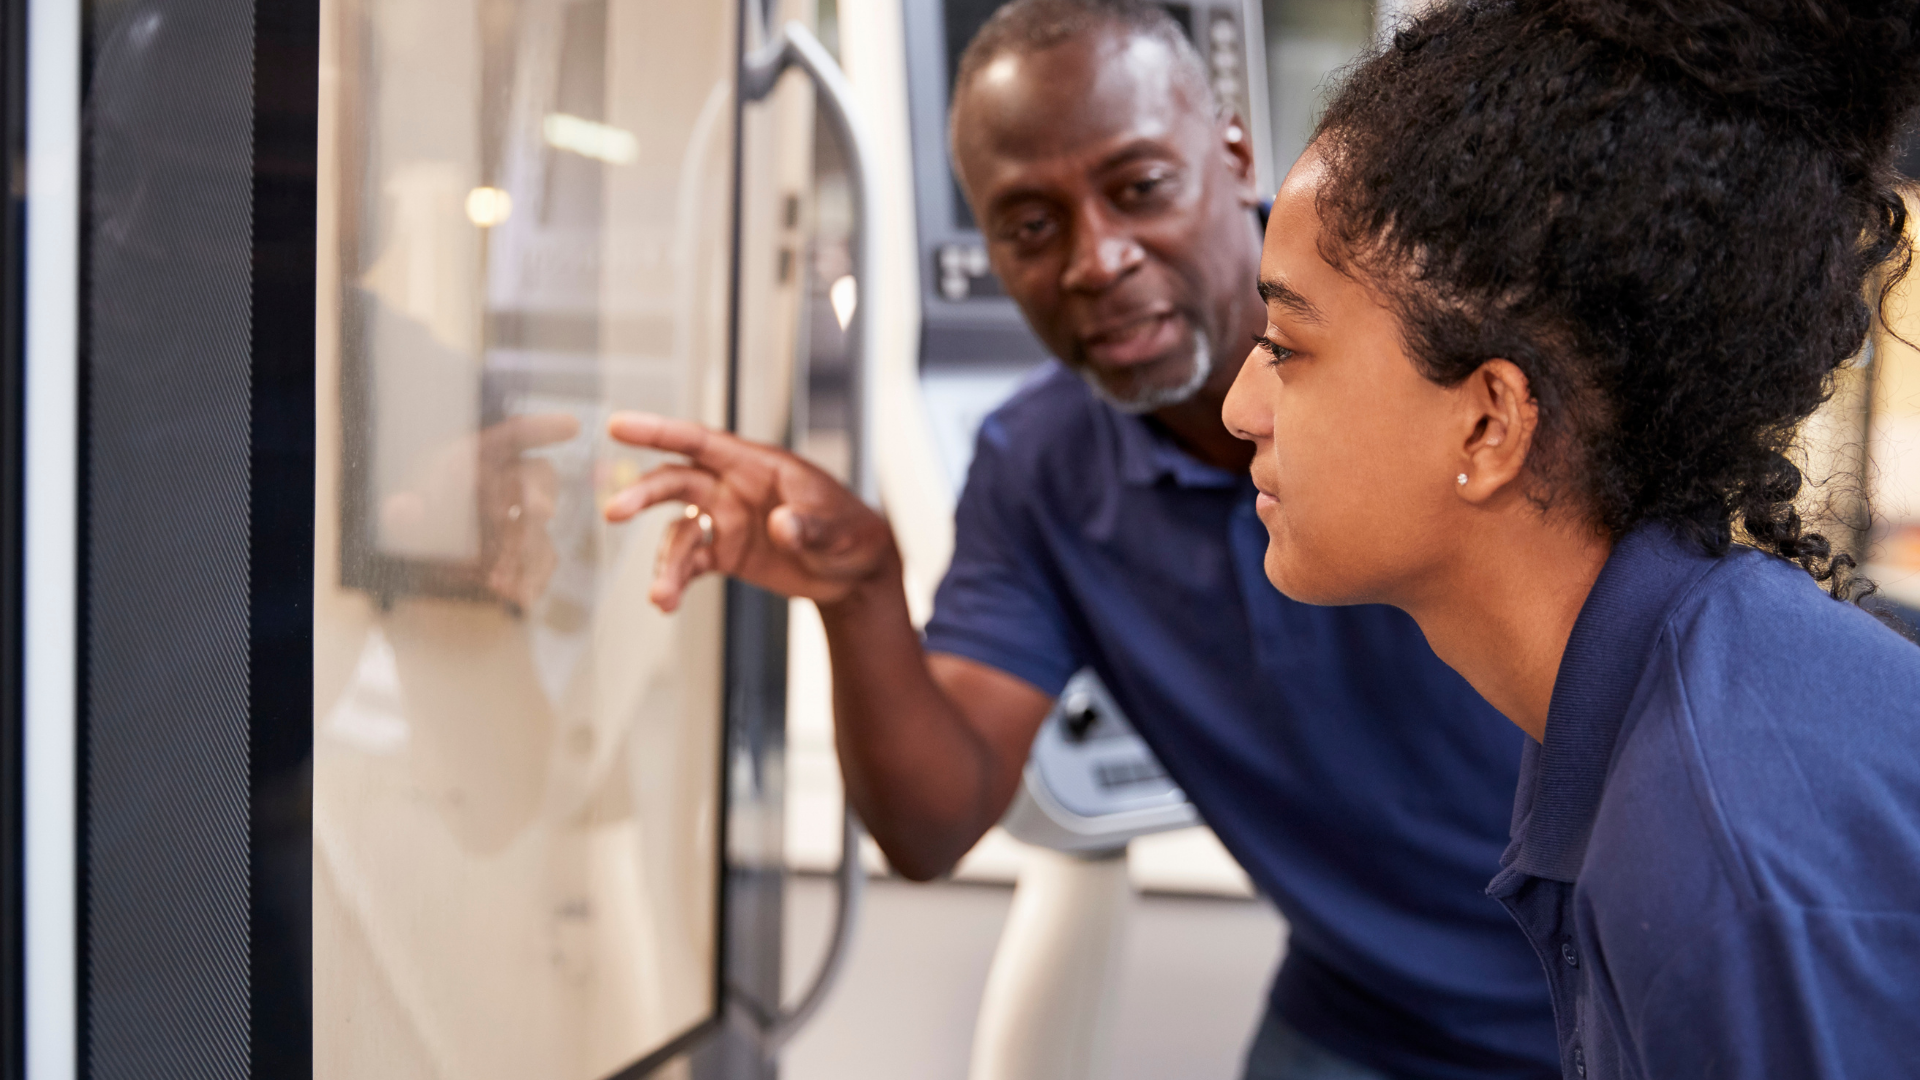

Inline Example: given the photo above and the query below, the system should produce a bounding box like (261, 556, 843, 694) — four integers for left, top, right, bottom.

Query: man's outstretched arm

(603, 412, 1052, 879)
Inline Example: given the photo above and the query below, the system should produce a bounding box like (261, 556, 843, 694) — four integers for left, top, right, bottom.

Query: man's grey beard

(1079, 330, 1213, 415)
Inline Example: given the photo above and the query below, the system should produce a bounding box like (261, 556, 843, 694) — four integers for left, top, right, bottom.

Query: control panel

(1000, 670, 1199, 853)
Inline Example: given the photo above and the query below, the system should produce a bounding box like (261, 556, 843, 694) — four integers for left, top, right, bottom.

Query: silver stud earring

(1456, 473, 1468, 486)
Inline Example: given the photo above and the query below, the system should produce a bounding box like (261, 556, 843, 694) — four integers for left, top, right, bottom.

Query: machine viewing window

(314, 0, 738, 1073)
(64, 0, 804, 1066)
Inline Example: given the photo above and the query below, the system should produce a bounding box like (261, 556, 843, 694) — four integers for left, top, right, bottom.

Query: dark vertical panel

(80, 0, 257, 1075)
(247, 0, 317, 1072)
(695, 0, 782, 1068)
(689, 581, 786, 1080)
(0, 0, 28, 1067)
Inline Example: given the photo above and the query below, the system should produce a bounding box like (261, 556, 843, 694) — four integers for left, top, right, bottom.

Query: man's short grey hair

(950, 0, 1216, 119)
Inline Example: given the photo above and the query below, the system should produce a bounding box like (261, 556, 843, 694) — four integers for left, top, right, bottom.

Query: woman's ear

(1455, 359, 1536, 502)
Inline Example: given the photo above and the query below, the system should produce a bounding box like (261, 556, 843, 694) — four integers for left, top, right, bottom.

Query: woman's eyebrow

(1258, 277, 1326, 325)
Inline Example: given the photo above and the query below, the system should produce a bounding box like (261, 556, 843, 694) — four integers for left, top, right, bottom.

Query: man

(604, 2, 1558, 1076)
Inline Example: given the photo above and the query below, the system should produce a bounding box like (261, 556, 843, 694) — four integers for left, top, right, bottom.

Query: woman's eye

(1252, 334, 1294, 366)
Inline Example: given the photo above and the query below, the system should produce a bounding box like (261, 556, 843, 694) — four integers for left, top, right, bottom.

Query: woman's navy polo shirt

(923, 364, 1559, 1080)
(1491, 525, 1920, 1079)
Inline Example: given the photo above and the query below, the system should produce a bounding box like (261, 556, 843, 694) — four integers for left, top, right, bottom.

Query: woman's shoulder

(1667, 547, 1920, 689)
(1618, 546, 1920, 910)
(1654, 546, 1920, 764)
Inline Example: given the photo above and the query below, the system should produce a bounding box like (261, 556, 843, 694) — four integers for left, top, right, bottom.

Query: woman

(1222, 1, 1920, 1076)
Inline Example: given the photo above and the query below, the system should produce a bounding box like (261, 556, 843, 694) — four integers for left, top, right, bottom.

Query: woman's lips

(1255, 491, 1278, 514)
(1082, 312, 1184, 368)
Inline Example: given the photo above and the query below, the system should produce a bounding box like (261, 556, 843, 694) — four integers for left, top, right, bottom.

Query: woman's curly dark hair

(1313, 0, 1920, 598)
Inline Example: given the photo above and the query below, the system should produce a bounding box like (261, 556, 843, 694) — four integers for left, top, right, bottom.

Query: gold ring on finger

(684, 503, 715, 547)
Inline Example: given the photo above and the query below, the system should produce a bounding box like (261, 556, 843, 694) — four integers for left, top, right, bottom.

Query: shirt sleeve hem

(922, 629, 1075, 700)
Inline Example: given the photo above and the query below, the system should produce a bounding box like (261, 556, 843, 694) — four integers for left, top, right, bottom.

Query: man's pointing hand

(603, 412, 897, 611)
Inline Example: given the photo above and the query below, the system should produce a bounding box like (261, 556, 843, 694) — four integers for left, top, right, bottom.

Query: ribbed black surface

(81, 0, 258, 1075)
(0, 0, 25, 1068)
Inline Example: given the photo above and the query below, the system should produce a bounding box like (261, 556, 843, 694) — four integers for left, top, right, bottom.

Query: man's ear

(1454, 359, 1537, 503)
(1221, 112, 1258, 199)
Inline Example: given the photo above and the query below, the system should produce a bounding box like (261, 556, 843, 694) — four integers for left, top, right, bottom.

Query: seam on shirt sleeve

(1660, 635, 1769, 907)
(1657, 550, 1878, 912)
(1623, 908, 1770, 1076)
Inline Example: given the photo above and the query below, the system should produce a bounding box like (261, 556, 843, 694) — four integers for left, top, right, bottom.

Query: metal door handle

(741, 20, 876, 1053)
(743, 20, 881, 508)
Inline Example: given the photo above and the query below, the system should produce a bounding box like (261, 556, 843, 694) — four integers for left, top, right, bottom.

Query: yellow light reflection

(464, 186, 513, 227)
(542, 113, 640, 164)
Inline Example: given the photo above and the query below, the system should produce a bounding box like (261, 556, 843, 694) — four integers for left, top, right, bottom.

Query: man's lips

(1081, 310, 1185, 368)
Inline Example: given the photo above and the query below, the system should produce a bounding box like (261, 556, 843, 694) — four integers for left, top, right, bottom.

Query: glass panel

(1864, 188, 1920, 598)
(311, 0, 739, 1074)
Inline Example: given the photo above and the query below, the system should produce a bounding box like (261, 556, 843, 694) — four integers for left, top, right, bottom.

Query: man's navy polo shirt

(923, 364, 1558, 1080)
(1490, 525, 1920, 1078)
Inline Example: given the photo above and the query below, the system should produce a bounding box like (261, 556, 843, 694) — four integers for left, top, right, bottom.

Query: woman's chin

(1261, 545, 1353, 607)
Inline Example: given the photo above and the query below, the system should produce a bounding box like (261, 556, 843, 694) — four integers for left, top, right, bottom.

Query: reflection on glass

(312, 0, 739, 1075)
(1865, 189, 1920, 597)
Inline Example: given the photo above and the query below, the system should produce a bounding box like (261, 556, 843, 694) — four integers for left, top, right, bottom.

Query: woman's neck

(1402, 513, 1613, 742)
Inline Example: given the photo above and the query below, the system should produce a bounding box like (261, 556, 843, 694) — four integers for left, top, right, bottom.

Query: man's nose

(1060, 210, 1144, 293)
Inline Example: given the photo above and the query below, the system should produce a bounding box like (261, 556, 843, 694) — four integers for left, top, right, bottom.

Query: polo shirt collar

(1505, 524, 1719, 882)
(1109, 405, 1240, 489)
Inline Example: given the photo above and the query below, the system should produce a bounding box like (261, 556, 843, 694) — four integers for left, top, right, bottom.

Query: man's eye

(1116, 171, 1174, 206)
(1003, 214, 1055, 245)
(1252, 334, 1294, 366)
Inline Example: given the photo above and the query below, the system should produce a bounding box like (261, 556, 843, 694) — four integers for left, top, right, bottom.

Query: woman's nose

(1221, 346, 1273, 443)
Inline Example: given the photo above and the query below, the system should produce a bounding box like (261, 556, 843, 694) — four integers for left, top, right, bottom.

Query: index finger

(607, 412, 754, 471)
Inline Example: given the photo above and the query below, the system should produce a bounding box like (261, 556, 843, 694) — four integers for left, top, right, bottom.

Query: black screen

(78, 0, 317, 1072)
